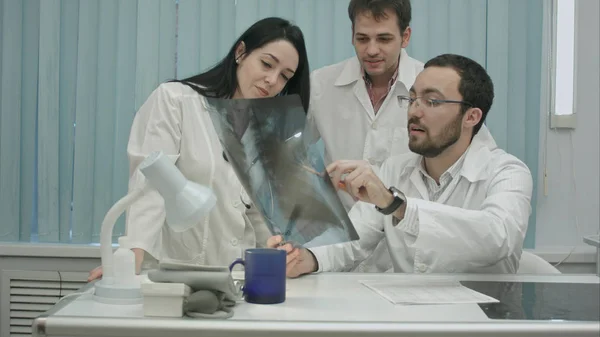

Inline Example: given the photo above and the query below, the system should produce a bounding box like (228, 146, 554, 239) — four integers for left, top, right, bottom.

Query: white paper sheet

(360, 279, 499, 305)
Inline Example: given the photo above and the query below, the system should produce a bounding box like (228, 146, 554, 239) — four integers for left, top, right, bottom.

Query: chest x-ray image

(204, 94, 359, 248)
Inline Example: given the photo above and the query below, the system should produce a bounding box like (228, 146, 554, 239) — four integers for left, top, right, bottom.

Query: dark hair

(177, 17, 310, 113)
(348, 0, 412, 33)
(424, 54, 494, 136)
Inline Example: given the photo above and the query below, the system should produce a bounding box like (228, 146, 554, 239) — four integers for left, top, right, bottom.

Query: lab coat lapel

(408, 167, 429, 200)
(353, 80, 375, 121)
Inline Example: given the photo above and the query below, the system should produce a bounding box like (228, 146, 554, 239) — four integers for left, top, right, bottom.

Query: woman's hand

(266, 235, 318, 278)
(87, 248, 145, 282)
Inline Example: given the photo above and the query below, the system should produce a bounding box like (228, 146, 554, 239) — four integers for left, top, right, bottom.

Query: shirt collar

(416, 151, 467, 184)
(361, 62, 399, 88)
(399, 135, 495, 183)
(335, 48, 415, 87)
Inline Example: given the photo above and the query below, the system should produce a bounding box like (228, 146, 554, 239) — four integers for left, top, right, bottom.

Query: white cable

(552, 130, 581, 268)
(543, 1, 581, 268)
(542, 0, 551, 197)
(55, 287, 95, 306)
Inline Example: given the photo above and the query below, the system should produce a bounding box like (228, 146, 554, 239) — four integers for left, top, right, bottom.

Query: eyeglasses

(399, 96, 473, 109)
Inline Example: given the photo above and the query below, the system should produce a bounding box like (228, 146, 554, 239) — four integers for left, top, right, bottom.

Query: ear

(463, 107, 482, 129)
(401, 27, 412, 48)
(235, 42, 246, 63)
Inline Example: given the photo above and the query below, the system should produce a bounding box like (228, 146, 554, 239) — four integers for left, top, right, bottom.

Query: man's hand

(327, 160, 393, 209)
(266, 235, 318, 278)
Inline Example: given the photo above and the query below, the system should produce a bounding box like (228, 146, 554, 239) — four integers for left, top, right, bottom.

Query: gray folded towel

(184, 290, 236, 319)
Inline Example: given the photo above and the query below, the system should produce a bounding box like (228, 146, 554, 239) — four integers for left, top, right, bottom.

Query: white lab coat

(306, 49, 497, 211)
(126, 82, 271, 267)
(307, 49, 423, 168)
(310, 135, 533, 274)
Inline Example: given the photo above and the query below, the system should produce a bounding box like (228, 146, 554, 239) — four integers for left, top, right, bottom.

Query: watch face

(389, 186, 404, 200)
(375, 186, 404, 215)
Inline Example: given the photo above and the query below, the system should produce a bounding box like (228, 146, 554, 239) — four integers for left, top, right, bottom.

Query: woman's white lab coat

(126, 82, 271, 267)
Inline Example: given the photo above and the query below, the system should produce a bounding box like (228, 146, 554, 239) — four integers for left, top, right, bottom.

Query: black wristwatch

(375, 186, 405, 215)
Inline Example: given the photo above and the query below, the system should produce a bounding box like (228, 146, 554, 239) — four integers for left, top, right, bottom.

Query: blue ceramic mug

(229, 248, 286, 304)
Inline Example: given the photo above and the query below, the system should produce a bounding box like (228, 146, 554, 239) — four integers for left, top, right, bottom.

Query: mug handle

(229, 258, 245, 271)
(229, 258, 246, 299)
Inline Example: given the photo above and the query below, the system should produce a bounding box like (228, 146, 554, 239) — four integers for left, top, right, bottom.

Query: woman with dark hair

(89, 17, 310, 281)
(180, 17, 310, 111)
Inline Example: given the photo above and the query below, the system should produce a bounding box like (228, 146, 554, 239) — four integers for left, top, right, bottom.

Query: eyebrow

(263, 53, 295, 75)
(409, 87, 445, 97)
(355, 32, 394, 38)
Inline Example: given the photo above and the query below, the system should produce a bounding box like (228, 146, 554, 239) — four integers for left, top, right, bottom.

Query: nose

(408, 99, 425, 118)
(265, 71, 278, 86)
(366, 41, 379, 56)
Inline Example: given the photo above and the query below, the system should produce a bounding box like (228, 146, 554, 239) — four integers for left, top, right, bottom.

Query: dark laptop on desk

(460, 281, 600, 321)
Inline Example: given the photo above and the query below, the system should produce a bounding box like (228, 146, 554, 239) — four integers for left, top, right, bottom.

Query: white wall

(536, 0, 600, 256)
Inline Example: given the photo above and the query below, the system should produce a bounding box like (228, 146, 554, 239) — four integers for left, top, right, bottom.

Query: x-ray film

(204, 94, 359, 248)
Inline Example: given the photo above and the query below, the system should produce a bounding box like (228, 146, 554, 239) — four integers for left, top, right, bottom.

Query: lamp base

(93, 277, 143, 305)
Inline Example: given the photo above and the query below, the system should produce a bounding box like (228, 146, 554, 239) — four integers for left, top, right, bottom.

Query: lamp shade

(139, 151, 217, 232)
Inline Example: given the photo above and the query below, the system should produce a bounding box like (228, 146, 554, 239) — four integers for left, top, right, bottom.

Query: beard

(408, 114, 462, 158)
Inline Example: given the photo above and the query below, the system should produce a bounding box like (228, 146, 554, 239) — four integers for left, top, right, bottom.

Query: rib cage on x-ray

(204, 94, 359, 247)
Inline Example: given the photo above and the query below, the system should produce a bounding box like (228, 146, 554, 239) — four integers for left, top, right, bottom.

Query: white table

(33, 273, 600, 337)
(583, 234, 600, 276)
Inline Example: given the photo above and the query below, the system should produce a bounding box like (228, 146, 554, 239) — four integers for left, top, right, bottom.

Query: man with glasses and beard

(305, 0, 498, 273)
(269, 54, 533, 276)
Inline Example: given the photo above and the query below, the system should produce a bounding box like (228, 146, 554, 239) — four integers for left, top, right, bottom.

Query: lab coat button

(230, 238, 238, 246)
(417, 264, 427, 272)
(371, 122, 378, 130)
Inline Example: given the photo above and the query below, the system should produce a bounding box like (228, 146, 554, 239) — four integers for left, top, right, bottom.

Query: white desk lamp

(93, 151, 217, 304)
